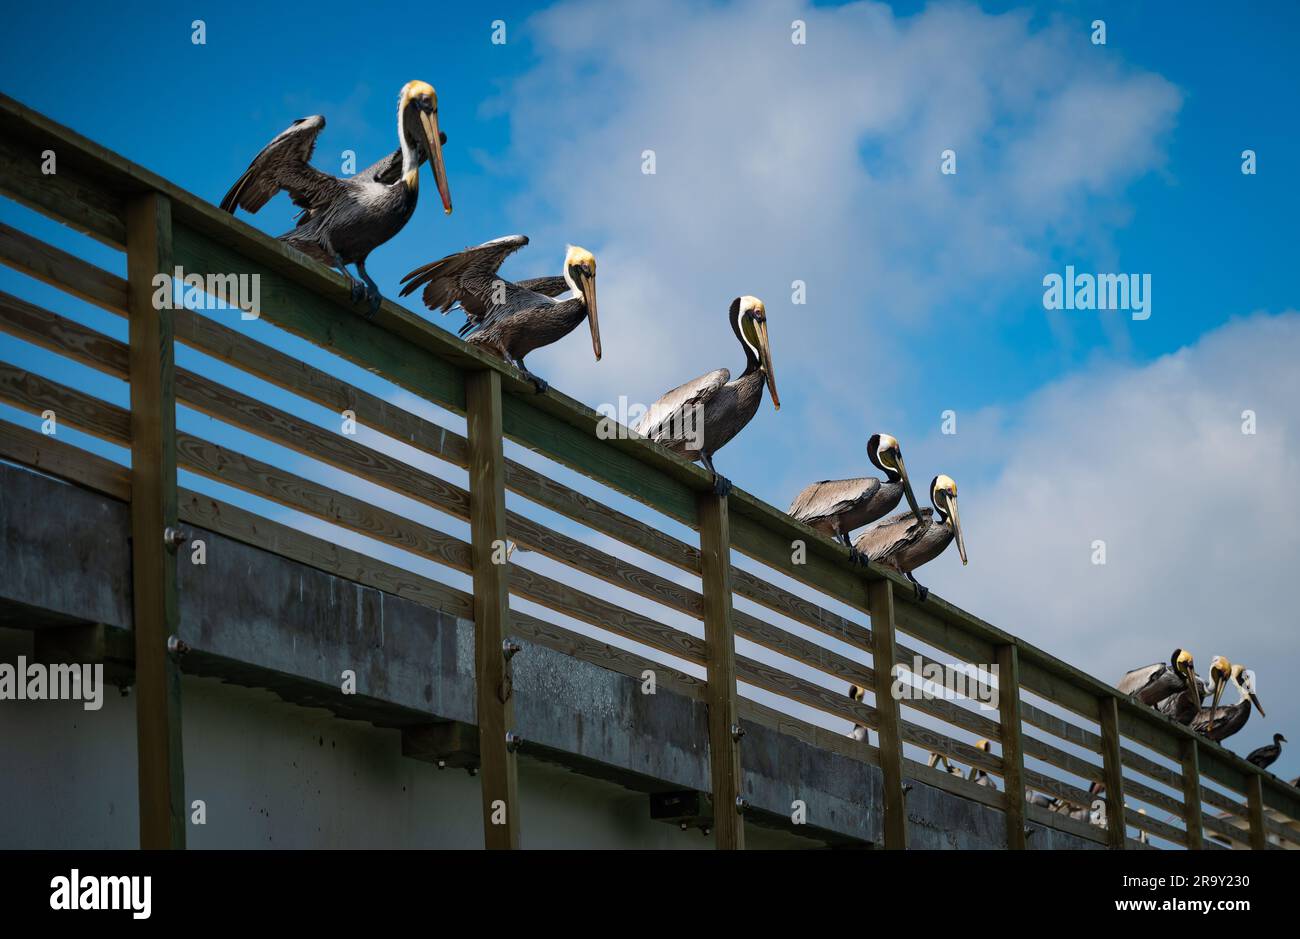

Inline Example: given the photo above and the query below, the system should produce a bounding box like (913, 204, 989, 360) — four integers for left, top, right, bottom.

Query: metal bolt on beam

(736, 796, 749, 814)
(502, 639, 521, 661)
(166, 635, 189, 656)
(163, 526, 188, 551)
(505, 731, 523, 753)
(730, 723, 745, 741)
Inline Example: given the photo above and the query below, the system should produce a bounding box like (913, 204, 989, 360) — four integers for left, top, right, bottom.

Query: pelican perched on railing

(221, 81, 453, 317)
(787, 434, 923, 565)
(1191, 661, 1264, 742)
(1247, 734, 1287, 770)
(968, 739, 997, 789)
(398, 236, 599, 393)
(928, 752, 963, 777)
(853, 474, 967, 600)
(1117, 649, 1198, 707)
(634, 296, 779, 496)
(847, 684, 869, 743)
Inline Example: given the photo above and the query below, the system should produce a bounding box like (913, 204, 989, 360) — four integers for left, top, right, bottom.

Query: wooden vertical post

(867, 579, 906, 849)
(996, 644, 1027, 849)
(465, 369, 519, 849)
(1246, 774, 1268, 850)
(1180, 737, 1204, 849)
(126, 192, 185, 849)
(697, 491, 743, 850)
(1097, 696, 1127, 849)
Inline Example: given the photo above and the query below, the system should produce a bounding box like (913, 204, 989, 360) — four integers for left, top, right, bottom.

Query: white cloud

(490, 0, 1182, 411)
(918, 311, 1300, 769)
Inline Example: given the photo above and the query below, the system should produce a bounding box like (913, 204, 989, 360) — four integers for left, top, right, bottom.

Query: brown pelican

(787, 434, 923, 565)
(853, 475, 967, 600)
(221, 80, 453, 317)
(928, 752, 963, 776)
(968, 739, 997, 789)
(1155, 678, 1206, 725)
(1247, 734, 1286, 770)
(398, 236, 599, 392)
(1118, 649, 1198, 707)
(1192, 661, 1264, 741)
(847, 684, 869, 743)
(633, 296, 779, 496)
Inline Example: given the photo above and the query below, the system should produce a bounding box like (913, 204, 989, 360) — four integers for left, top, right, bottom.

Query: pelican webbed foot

(504, 355, 548, 393)
(699, 452, 731, 498)
(907, 572, 929, 602)
(356, 260, 383, 320)
(849, 547, 870, 567)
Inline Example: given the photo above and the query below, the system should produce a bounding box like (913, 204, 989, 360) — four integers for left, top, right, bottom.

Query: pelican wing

(634, 369, 730, 443)
(515, 275, 570, 297)
(398, 235, 532, 327)
(1116, 663, 1164, 697)
(788, 477, 881, 525)
(853, 508, 933, 566)
(220, 115, 343, 217)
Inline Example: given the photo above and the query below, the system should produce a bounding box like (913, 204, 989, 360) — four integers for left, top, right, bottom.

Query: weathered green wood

(868, 580, 907, 849)
(1246, 774, 1267, 850)
(997, 644, 1027, 849)
(501, 392, 698, 527)
(697, 492, 744, 850)
(126, 192, 185, 850)
(1181, 737, 1204, 849)
(171, 224, 467, 410)
(465, 369, 520, 850)
(1097, 696, 1126, 849)
(0, 134, 126, 247)
(728, 510, 874, 615)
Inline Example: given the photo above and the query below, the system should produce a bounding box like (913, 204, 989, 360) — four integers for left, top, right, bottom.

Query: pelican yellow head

(732, 296, 779, 411)
(564, 245, 600, 361)
(397, 80, 451, 214)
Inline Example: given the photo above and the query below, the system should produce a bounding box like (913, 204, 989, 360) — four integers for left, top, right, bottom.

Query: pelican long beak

(1249, 690, 1265, 718)
(420, 110, 453, 215)
(895, 452, 922, 521)
(948, 494, 967, 565)
(1207, 670, 1227, 733)
(756, 319, 779, 410)
(577, 270, 600, 361)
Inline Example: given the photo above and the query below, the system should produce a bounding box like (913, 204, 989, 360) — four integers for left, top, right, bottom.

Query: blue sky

(3, 0, 1298, 826)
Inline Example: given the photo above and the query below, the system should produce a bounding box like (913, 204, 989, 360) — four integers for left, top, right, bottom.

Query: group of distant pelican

(912, 649, 1287, 840)
(1119, 649, 1285, 768)
(220, 80, 970, 592)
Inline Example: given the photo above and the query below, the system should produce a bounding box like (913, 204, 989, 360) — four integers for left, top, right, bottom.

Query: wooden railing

(1, 91, 1298, 850)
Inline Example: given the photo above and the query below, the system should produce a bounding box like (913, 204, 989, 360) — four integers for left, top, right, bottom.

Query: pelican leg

(330, 252, 366, 305)
(355, 259, 383, 319)
(504, 353, 548, 394)
(906, 571, 929, 602)
(838, 526, 867, 566)
(700, 451, 732, 498)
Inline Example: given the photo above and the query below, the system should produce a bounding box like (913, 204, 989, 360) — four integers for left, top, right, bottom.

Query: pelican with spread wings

(398, 235, 599, 393)
(220, 81, 453, 317)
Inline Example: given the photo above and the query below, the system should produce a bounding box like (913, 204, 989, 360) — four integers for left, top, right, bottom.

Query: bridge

(0, 92, 1296, 850)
